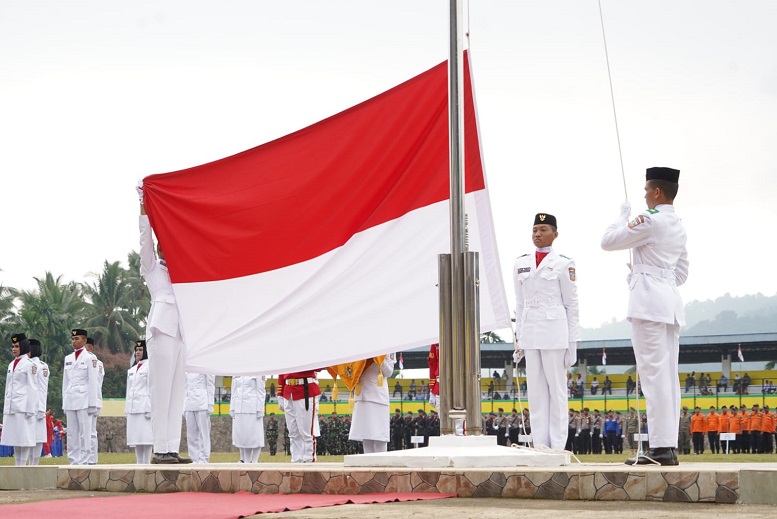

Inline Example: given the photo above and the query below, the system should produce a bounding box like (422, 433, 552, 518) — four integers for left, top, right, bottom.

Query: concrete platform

(344, 436, 570, 468)
(3, 462, 777, 504)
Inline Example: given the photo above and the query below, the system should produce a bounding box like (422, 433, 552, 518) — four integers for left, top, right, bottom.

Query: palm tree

(124, 250, 150, 326)
(82, 260, 143, 354)
(481, 331, 505, 343)
(13, 272, 86, 366)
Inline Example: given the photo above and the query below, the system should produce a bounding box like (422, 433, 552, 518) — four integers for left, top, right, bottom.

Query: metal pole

(446, 0, 467, 424)
(464, 251, 482, 434)
(438, 254, 454, 435)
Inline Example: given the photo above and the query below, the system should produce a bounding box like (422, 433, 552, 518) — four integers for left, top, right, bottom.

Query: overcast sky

(2, 1, 776, 335)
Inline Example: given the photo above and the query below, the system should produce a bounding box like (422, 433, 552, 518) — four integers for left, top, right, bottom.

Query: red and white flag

(399, 353, 404, 371)
(602, 348, 607, 366)
(142, 53, 510, 375)
(738, 344, 744, 362)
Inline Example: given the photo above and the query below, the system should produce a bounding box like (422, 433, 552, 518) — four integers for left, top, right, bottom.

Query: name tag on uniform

(65, 362, 72, 366)
(516, 267, 531, 274)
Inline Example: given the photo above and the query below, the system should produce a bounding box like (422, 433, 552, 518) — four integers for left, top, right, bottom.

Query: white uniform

(229, 376, 266, 463)
(514, 248, 580, 450)
(62, 348, 101, 465)
(125, 360, 153, 463)
(140, 214, 187, 455)
(602, 204, 688, 448)
(88, 356, 104, 464)
(349, 355, 395, 453)
(1, 355, 39, 465)
(184, 372, 215, 463)
(31, 357, 50, 465)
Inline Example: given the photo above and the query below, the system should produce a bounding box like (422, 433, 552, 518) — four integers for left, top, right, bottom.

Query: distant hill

(582, 292, 777, 340)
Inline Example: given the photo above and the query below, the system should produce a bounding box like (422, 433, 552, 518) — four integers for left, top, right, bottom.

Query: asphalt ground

(0, 490, 773, 518)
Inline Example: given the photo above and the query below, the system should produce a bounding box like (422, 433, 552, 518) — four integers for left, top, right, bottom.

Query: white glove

(621, 434, 625, 438)
(620, 199, 631, 219)
(575, 433, 579, 437)
(87, 407, 99, 417)
(257, 410, 263, 418)
(36, 410, 45, 420)
(229, 409, 235, 418)
(136, 180, 144, 204)
(277, 396, 285, 410)
(564, 342, 577, 368)
(513, 349, 524, 364)
(600, 434, 604, 438)
(144, 412, 151, 420)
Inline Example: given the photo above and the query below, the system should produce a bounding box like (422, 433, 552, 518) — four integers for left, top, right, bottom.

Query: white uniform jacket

(601, 204, 688, 325)
(4, 356, 38, 415)
(184, 373, 216, 413)
(354, 356, 395, 406)
(31, 358, 49, 415)
(229, 376, 266, 416)
(140, 215, 181, 339)
(125, 361, 151, 414)
(95, 357, 104, 411)
(62, 349, 101, 411)
(513, 249, 580, 349)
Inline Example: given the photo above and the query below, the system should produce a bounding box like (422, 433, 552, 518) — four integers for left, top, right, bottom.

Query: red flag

(142, 53, 509, 375)
(738, 344, 744, 362)
(602, 348, 607, 366)
(399, 353, 404, 371)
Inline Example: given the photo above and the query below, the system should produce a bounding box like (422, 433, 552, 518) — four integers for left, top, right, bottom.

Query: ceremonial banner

(142, 53, 510, 375)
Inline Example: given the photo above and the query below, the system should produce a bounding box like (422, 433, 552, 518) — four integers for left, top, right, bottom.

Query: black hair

(647, 179, 679, 201)
(135, 342, 149, 361)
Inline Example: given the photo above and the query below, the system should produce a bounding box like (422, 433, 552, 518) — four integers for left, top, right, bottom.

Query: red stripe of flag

(143, 52, 484, 284)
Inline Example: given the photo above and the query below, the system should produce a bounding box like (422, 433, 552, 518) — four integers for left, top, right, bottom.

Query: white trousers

(631, 318, 681, 448)
(148, 332, 186, 453)
(89, 414, 98, 464)
(362, 439, 387, 453)
(135, 445, 153, 464)
(239, 447, 261, 463)
(14, 447, 33, 466)
(31, 442, 44, 465)
(185, 410, 212, 463)
(65, 409, 91, 465)
(285, 397, 319, 463)
(525, 349, 568, 450)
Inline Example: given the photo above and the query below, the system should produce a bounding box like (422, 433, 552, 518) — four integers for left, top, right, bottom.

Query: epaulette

(647, 208, 659, 214)
(518, 253, 530, 258)
(559, 254, 572, 260)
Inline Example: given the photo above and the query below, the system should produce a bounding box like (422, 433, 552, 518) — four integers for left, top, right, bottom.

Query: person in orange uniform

(759, 405, 774, 454)
(428, 343, 440, 410)
(718, 406, 730, 454)
(749, 404, 763, 454)
(278, 370, 322, 463)
(728, 406, 742, 454)
(705, 406, 720, 454)
(739, 404, 751, 454)
(690, 406, 706, 455)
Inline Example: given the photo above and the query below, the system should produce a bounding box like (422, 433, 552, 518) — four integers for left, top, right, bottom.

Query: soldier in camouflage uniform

(317, 416, 327, 456)
(678, 406, 691, 455)
(343, 415, 361, 454)
(265, 413, 279, 456)
(327, 412, 342, 455)
(624, 407, 639, 456)
(283, 420, 291, 455)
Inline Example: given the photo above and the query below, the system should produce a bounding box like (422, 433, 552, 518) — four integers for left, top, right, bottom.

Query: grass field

(1, 451, 775, 466)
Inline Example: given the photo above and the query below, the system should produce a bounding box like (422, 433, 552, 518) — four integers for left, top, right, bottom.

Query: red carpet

(1, 492, 456, 518)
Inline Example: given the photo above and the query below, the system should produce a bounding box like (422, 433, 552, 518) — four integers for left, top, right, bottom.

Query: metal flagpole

(439, 0, 481, 436)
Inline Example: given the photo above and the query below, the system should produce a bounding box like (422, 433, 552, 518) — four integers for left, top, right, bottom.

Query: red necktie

(136, 362, 142, 372)
(12, 358, 20, 371)
(75, 349, 82, 361)
(536, 251, 549, 267)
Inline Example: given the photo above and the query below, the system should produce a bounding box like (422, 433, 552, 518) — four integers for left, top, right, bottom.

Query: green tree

(481, 331, 505, 343)
(82, 260, 143, 354)
(124, 250, 150, 327)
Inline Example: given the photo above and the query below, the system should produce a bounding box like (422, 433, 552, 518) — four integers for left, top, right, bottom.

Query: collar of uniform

(654, 204, 675, 213)
(535, 246, 553, 253)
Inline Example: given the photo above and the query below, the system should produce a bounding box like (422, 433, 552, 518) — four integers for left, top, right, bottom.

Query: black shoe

(170, 452, 193, 464)
(151, 453, 179, 464)
(625, 448, 679, 466)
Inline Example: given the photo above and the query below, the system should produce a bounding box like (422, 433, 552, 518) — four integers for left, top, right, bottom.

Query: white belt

(632, 264, 675, 280)
(523, 297, 562, 308)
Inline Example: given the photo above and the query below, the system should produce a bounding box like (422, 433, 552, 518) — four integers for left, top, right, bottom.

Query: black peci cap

(646, 167, 680, 183)
(534, 213, 557, 228)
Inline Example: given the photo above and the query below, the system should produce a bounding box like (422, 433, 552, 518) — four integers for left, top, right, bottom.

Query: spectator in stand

(603, 376, 613, 396)
(392, 381, 403, 399)
(626, 376, 635, 396)
(590, 377, 599, 396)
(742, 373, 752, 394)
(733, 374, 742, 395)
(698, 373, 706, 394)
(684, 372, 695, 393)
(717, 374, 728, 393)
